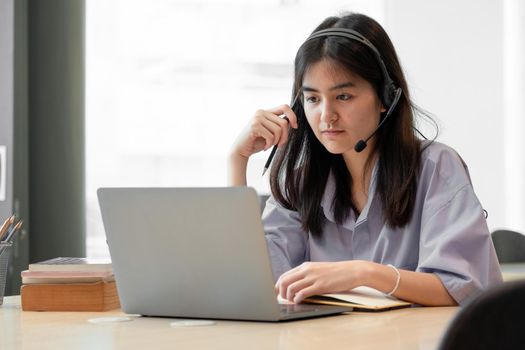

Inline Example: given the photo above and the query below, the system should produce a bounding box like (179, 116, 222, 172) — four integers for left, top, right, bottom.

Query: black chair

(491, 230, 525, 263)
(439, 280, 525, 350)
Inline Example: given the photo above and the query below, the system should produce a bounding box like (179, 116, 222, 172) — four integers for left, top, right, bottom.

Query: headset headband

(303, 28, 397, 107)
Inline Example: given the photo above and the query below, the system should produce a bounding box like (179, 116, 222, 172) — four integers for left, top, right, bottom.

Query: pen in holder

(0, 242, 12, 305)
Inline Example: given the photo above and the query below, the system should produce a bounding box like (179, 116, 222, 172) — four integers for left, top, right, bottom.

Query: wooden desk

(0, 296, 457, 350)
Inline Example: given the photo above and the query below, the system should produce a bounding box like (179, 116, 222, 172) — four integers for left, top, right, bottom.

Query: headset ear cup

(382, 82, 396, 108)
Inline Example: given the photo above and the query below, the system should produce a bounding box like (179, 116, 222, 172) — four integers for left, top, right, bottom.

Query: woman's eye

(305, 96, 319, 103)
(337, 94, 352, 101)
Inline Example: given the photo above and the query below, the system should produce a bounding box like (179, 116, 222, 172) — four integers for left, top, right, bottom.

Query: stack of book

(20, 257, 120, 311)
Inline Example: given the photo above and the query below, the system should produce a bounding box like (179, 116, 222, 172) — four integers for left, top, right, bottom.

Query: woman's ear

(379, 94, 387, 113)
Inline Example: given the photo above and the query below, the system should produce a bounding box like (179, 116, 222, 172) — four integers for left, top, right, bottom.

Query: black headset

(302, 28, 403, 152)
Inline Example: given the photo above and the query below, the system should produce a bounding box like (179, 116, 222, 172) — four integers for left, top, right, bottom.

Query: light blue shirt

(262, 141, 503, 305)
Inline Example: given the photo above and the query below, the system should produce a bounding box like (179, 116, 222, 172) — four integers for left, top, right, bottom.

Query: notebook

(97, 187, 352, 321)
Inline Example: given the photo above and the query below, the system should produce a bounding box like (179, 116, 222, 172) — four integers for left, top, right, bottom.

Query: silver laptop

(97, 187, 352, 321)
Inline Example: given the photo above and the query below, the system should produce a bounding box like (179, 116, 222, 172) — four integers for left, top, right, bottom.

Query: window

(86, 0, 384, 258)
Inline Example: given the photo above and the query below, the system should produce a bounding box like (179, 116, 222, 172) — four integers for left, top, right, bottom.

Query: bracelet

(386, 264, 400, 297)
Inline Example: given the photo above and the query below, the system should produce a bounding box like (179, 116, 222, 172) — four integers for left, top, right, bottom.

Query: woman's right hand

(228, 104, 298, 186)
(230, 104, 299, 160)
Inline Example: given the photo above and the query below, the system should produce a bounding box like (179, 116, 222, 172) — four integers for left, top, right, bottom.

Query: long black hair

(270, 13, 430, 237)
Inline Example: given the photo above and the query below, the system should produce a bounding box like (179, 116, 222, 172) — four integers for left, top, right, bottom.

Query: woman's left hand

(275, 260, 372, 303)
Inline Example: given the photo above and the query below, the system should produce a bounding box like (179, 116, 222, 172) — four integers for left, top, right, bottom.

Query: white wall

(384, 0, 506, 232)
(503, 0, 525, 233)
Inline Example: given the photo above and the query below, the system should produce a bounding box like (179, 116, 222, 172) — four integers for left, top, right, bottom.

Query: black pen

(262, 93, 301, 176)
(261, 130, 283, 176)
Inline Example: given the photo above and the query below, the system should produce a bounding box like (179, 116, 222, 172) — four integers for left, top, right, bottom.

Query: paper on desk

(279, 286, 411, 309)
(320, 286, 410, 308)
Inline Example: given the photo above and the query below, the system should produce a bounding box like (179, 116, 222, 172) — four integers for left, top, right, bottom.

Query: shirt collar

(320, 160, 379, 226)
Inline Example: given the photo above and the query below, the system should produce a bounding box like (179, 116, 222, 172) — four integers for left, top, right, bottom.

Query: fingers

(252, 105, 295, 150)
(291, 284, 320, 304)
(252, 111, 285, 149)
(286, 279, 315, 303)
(233, 104, 297, 159)
(275, 263, 319, 303)
(267, 104, 299, 129)
(274, 261, 363, 304)
(275, 267, 302, 300)
(250, 112, 281, 150)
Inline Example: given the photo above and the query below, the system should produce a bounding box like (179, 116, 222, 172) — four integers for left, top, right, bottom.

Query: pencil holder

(0, 242, 12, 305)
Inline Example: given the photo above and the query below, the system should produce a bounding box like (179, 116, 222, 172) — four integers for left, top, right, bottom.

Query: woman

(229, 13, 502, 306)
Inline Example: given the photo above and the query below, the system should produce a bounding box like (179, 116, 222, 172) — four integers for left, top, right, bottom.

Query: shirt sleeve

(416, 148, 503, 305)
(262, 196, 309, 281)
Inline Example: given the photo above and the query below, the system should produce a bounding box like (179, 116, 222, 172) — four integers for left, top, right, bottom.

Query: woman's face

(302, 59, 385, 156)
